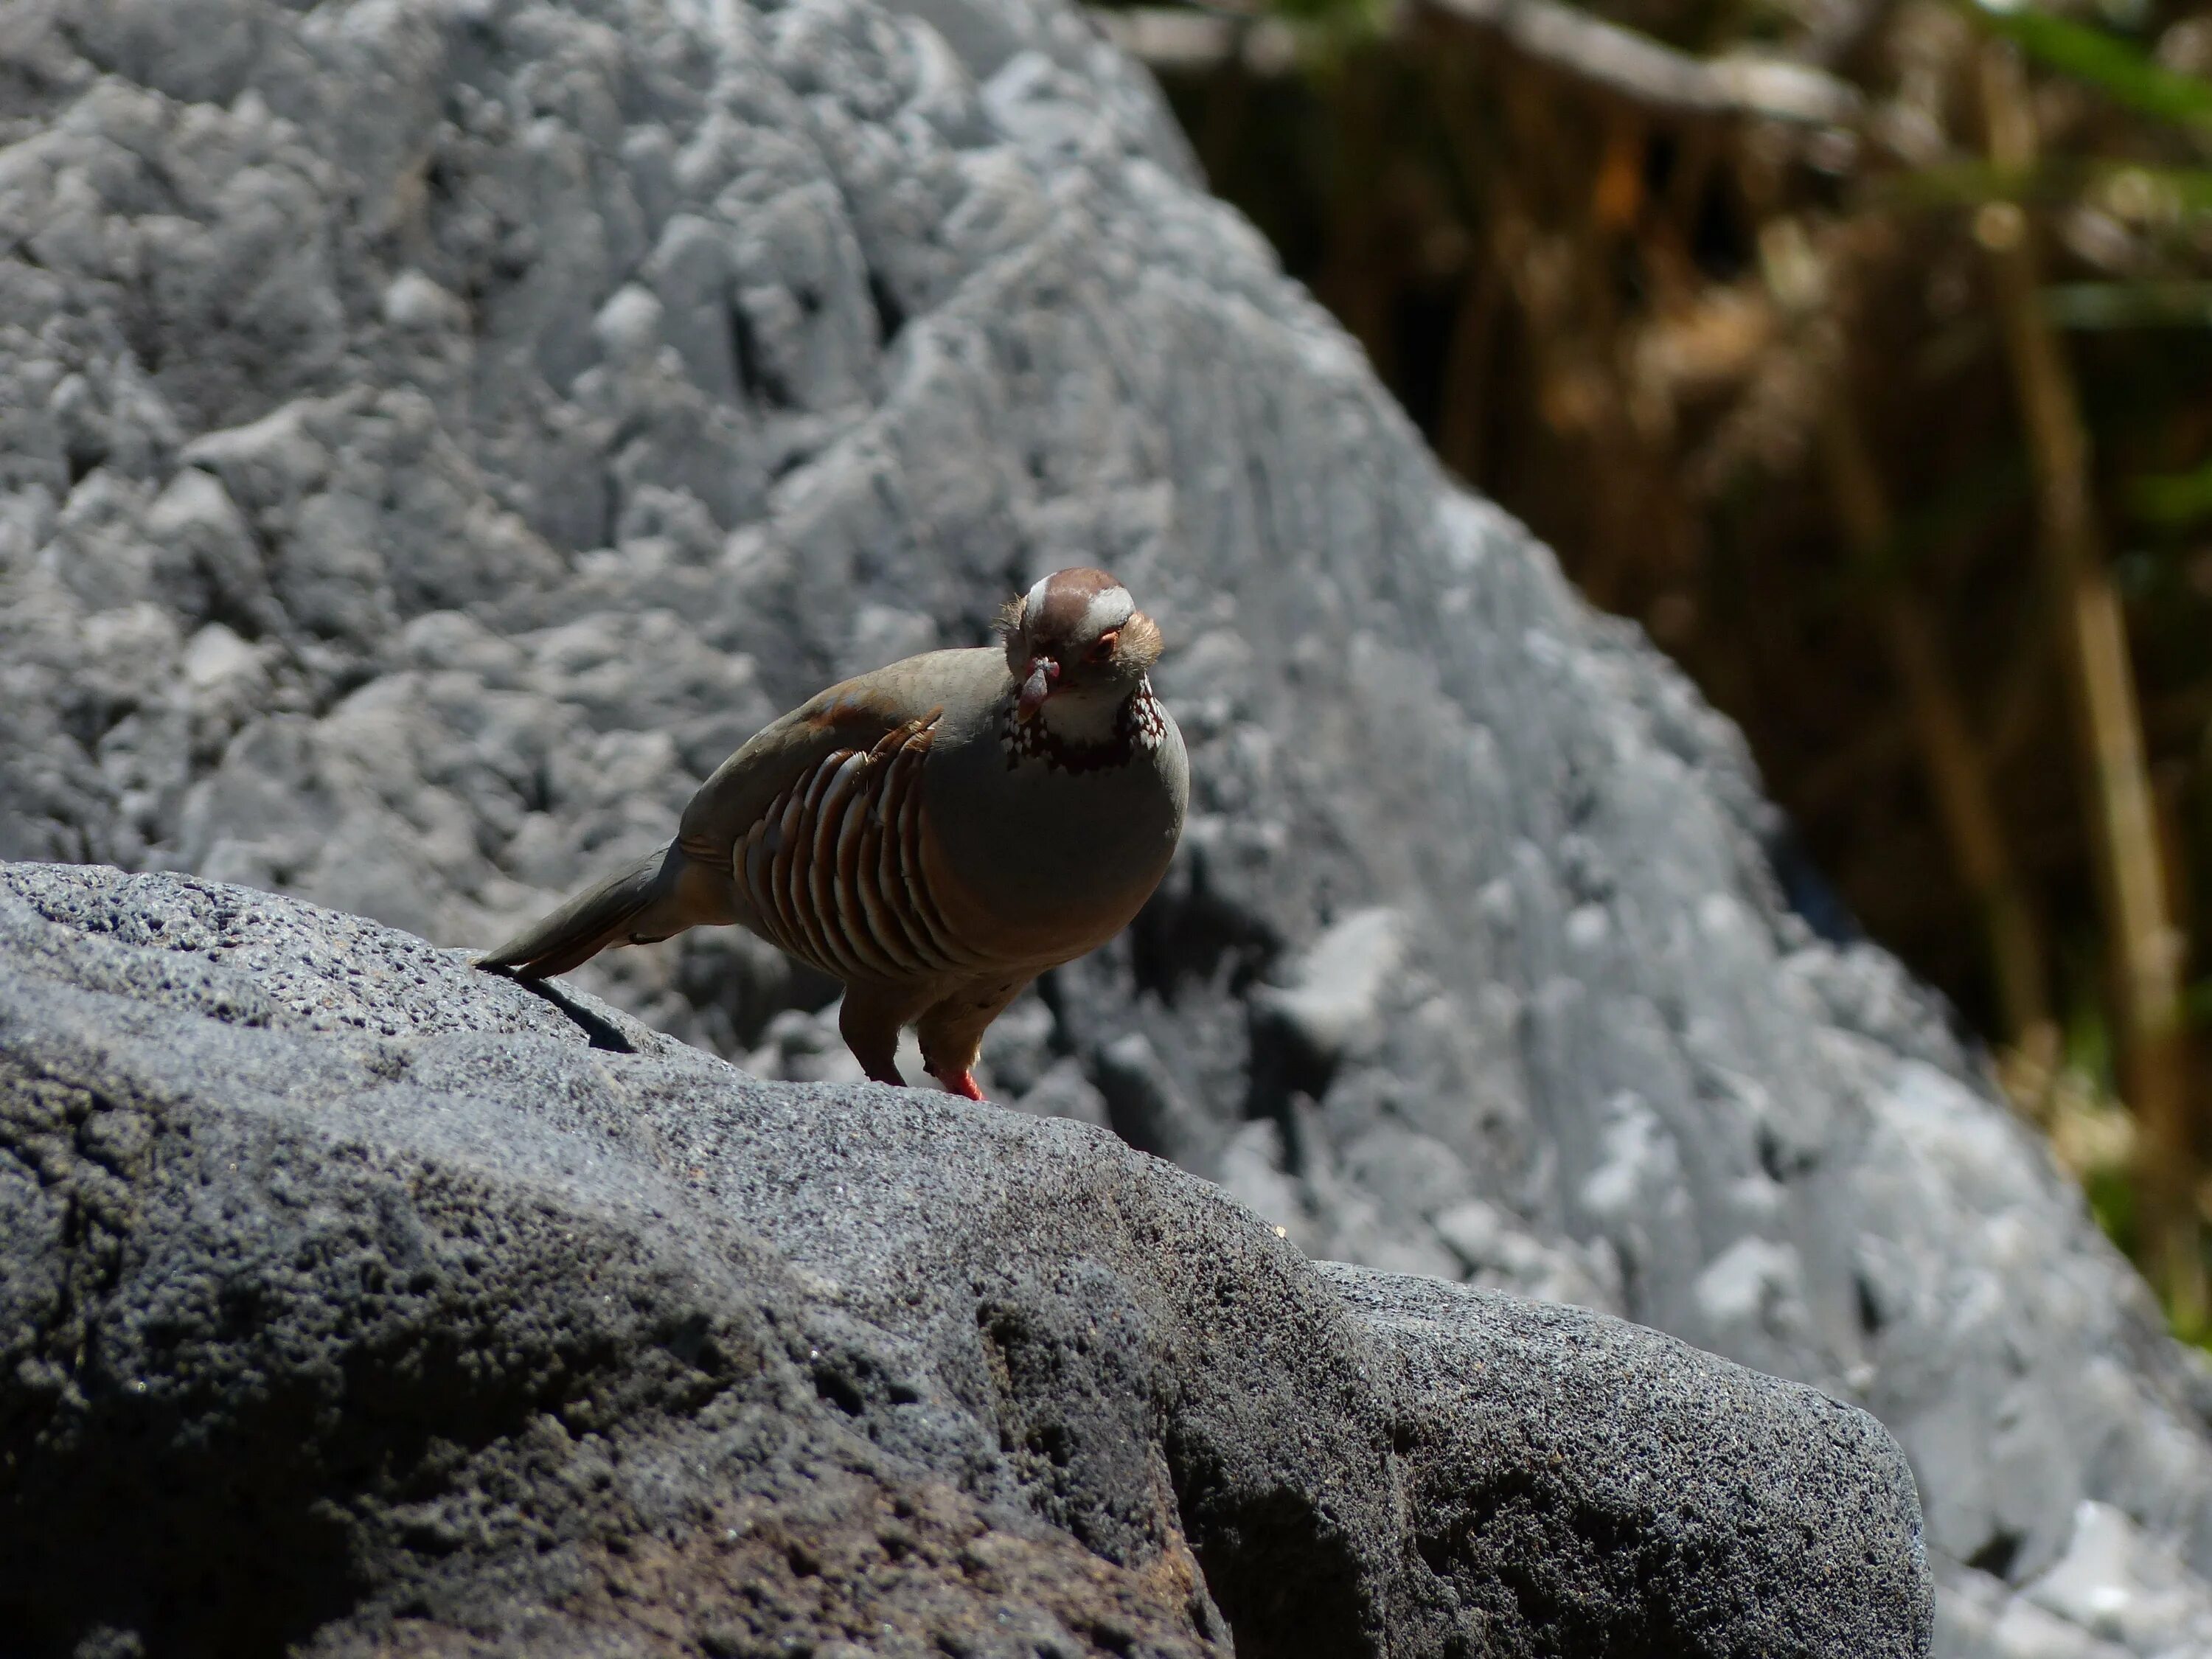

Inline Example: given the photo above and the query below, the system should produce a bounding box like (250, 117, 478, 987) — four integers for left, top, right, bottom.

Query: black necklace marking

(1002, 676, 1166, 773)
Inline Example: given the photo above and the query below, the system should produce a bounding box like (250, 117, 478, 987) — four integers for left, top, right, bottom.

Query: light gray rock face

(0, 861, 1930, 1655)
(0, 0, 2200, 1649)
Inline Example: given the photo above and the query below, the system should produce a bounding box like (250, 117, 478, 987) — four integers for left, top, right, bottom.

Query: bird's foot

(932, 1067, 986, 1102)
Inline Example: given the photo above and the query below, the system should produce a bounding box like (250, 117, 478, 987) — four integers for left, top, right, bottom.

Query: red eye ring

(1087, 630, 1119, 664)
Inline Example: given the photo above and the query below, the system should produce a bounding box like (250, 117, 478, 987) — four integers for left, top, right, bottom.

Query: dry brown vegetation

(1107, 0, 2212, 1327)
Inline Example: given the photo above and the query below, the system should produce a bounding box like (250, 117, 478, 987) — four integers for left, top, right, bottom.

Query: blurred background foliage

(1092, 0, 2212, 1329)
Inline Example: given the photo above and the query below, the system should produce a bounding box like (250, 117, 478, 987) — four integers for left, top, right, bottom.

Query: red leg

(933, 1067, 987, 1102)
(917, 976, 1027, 1106)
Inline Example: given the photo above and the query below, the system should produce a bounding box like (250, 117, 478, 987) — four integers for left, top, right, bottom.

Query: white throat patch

(999, 675, 1166, 771)
(1037, 686, 1124, 744)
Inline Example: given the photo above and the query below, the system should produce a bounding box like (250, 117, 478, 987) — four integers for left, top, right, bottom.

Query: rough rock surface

(0, 0, 2202, 1651)
(0, 860, 1930, 1656)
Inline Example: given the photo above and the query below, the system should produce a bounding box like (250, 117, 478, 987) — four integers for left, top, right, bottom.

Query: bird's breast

(919, 695, 1188, 966)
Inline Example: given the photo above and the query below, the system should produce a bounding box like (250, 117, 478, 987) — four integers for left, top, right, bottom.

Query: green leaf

(1883, 159, 2042, 208)
(2129, 459, 2212, 525)
(1886, 160, 2212, 216)
(1969, 2, 2212, 126)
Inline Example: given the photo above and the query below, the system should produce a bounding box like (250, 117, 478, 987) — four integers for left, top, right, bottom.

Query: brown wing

(675, 678, 915, 865)
(484, 651, 1006, 984)
(731, 711, 993, 984)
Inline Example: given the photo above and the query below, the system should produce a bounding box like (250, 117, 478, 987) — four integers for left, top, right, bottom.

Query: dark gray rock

(0, 0, 2200, 1649)
(1330, 1265, 1930, 1657)
(0, 860, 1929, 1656)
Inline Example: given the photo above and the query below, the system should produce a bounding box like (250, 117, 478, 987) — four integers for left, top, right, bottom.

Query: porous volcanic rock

(1, 860, 1930, 1655)
(0, 1, 2202, 1650)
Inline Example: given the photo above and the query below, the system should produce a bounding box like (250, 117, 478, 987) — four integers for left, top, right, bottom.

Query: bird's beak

(1018, 656, 1060, 720)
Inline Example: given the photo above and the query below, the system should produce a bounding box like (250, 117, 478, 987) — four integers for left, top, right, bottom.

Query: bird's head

(998, 567, 1164, 724)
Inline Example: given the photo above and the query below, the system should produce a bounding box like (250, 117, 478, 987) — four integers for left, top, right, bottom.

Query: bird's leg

(838, 982, 919, 1088)
(861, 1054, 908, 1088)
(936, 1068, 987, 1102)
(917, 976, 1030, 1104)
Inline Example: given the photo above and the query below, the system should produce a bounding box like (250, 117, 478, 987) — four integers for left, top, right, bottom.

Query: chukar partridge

(479, 567, 1188, 1099)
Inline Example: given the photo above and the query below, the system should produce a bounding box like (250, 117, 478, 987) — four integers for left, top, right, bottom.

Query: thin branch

(1091, 1, 1864, 129)
(1424, 0, 1860, 125)
(1088, 9, 1301, 76)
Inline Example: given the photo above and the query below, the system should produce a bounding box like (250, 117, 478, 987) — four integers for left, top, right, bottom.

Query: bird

(479, 567, 1188, 1099)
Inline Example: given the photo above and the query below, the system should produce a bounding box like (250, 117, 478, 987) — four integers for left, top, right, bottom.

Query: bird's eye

(1087, 630, 1119, 664)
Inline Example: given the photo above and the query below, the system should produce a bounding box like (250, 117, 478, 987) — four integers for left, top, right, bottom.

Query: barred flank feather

(732, 709, 982, 983)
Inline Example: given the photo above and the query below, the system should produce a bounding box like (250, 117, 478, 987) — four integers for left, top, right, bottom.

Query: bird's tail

(479, 844, 711, 980)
